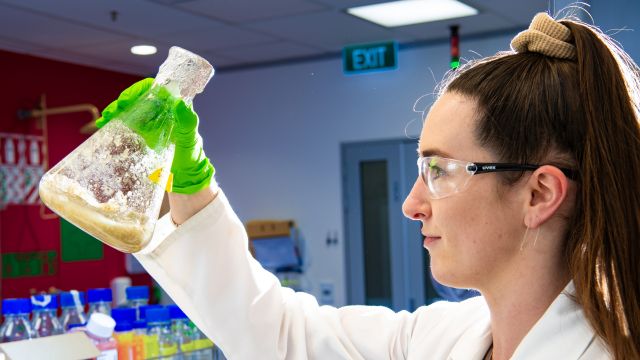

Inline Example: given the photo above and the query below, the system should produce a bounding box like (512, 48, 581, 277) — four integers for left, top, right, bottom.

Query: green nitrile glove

(170, 100, 215, 194)
(97, 78, 175, 151)
(96, 78, 215, 194)
(96, 78, 155, 129)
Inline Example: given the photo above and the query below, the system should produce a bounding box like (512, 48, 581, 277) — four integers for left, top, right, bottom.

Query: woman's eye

(430, 165, 447, 180)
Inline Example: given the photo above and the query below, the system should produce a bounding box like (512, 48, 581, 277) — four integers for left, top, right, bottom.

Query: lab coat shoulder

(409, 296, 491, 359)
(309, 295, 488, 359)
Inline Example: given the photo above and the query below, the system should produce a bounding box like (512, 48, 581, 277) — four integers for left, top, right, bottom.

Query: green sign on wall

(60, 218, 103, 262)
(2, 251, 57, 278)
(343, 41, 398, 74)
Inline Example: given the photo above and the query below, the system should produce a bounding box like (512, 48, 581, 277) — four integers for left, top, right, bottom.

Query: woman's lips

(423, 236, 441, 247)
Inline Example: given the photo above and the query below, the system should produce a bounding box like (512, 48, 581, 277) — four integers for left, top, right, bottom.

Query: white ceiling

(0, 0, 550, 75)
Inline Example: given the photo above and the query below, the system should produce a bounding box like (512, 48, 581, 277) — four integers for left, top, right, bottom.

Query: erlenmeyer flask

(39, 47, 214, 253)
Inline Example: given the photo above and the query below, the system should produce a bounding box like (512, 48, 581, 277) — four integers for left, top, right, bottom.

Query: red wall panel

(0, 49, 151, 299)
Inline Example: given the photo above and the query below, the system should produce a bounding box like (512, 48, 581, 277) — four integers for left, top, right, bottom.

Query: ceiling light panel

(347, 0, 479, 27)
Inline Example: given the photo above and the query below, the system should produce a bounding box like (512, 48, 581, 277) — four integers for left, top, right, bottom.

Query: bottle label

(181, 342, 195, 352)
(193, 338, 214, 350)
(117, 344, 134, 360)
(116, 332, 134, 342)
(97, 349, 118, 360)
(159, 344, 178, 356)
(143, 334, 159, 358)
(133, 334, 145, 360)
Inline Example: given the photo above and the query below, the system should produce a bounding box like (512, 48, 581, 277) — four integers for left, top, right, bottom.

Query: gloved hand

(96, 78, 215, 194)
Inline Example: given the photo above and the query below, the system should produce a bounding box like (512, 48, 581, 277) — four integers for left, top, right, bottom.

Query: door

(342, 139, 425, 311)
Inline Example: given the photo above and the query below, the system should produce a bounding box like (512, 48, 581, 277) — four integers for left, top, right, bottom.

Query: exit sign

(343, 41, 397, 74)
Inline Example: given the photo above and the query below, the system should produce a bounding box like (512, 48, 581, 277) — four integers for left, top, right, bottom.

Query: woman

(99, 12, 638, 359)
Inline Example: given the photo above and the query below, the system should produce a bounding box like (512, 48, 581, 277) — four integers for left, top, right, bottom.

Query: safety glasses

(417, 156, 578, 199)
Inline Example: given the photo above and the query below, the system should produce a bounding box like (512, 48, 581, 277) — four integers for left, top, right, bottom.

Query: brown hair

(441, 17, 640, 359)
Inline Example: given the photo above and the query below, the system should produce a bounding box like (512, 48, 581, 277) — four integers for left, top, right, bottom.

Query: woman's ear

(524, 165, 570, 228)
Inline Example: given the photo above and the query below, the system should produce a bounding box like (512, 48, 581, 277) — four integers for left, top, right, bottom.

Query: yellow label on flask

(148, 168, 163, 184)
(148, 168, 173, 192)
(165, 172, 173, 192)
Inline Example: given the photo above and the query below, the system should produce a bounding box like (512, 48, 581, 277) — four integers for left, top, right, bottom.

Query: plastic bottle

(88, 288, 113, 317)
(0, 298, 37, 342)
(138, 304, 161, 321)
(146, 307, 177, 359)
(135, 305, 161, 359)
(131, 320, 147, 360)
(111, 276, 132, 308)
(38, 46, 214, 253)
(167, 305, 194, 359)
(86, 313, 118, 360)
(124, 286, 149, 321)
(67, 323, 86, 332)
(60, 291, 88, 331)
(190, 323, 215, 360)
(111, 307, 136, 360)
(30, 294, 63, 337)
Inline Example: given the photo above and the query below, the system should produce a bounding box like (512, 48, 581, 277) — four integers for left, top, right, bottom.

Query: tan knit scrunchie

(511, 12, 577, 60)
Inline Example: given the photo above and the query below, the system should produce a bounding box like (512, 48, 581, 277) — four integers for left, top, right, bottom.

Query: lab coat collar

(449, 282, 596, 360)
(510, 282, 595, 359)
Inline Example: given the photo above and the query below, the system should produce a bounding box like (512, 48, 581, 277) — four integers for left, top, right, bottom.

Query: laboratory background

(0, 0, 637, 358)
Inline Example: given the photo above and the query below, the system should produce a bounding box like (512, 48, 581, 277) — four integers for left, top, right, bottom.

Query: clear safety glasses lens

(418, 157, 474, 199)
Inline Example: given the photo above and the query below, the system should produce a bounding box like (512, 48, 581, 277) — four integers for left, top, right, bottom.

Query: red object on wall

(0, 49, 152, 298)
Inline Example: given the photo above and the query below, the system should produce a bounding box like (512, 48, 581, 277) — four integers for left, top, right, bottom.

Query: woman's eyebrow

(418, 148, 454, 158)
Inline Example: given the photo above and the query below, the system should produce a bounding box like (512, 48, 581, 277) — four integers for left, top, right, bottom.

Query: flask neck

(151, 81, 194, 106)
(153, 46, 213, 105)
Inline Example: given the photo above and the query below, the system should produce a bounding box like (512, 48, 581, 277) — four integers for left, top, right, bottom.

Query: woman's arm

(168, 184, 218, 225)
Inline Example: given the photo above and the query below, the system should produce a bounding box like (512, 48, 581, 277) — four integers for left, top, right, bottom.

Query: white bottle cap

(86, 313, 116, 338)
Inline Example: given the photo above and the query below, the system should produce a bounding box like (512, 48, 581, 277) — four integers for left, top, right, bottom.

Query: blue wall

(591, 0, 640, 63)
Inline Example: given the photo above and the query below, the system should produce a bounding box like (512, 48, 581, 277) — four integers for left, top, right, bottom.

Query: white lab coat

(134, 189, 610, 359)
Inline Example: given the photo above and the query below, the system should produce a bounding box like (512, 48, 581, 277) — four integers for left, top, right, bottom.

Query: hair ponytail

(561, 20, 640, 359)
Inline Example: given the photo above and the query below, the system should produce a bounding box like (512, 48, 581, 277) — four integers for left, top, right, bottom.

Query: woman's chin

(430, 263, 469, 289)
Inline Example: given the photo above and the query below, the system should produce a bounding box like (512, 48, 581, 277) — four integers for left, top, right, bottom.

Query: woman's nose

(402, 177, 431, 220)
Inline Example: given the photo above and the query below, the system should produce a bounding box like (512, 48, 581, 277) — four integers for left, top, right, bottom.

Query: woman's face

(402, 92, 527, 290)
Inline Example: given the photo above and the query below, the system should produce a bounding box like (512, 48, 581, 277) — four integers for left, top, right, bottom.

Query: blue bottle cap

(60, 291, 86, 307)
(138, 304, 162, 320)
(114, 321, 133, 332)
(87, 288, 113, 303)
(125, 286, 149, 301)
(111, 307, 136, 323)
(132, 320, 147, 330)
(167, 304, 188, 320)
(2, 298, 31, 315)
(146, 307, 170, 324)
(67, 323, 86, 330)
(31, 294, 58, 310)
